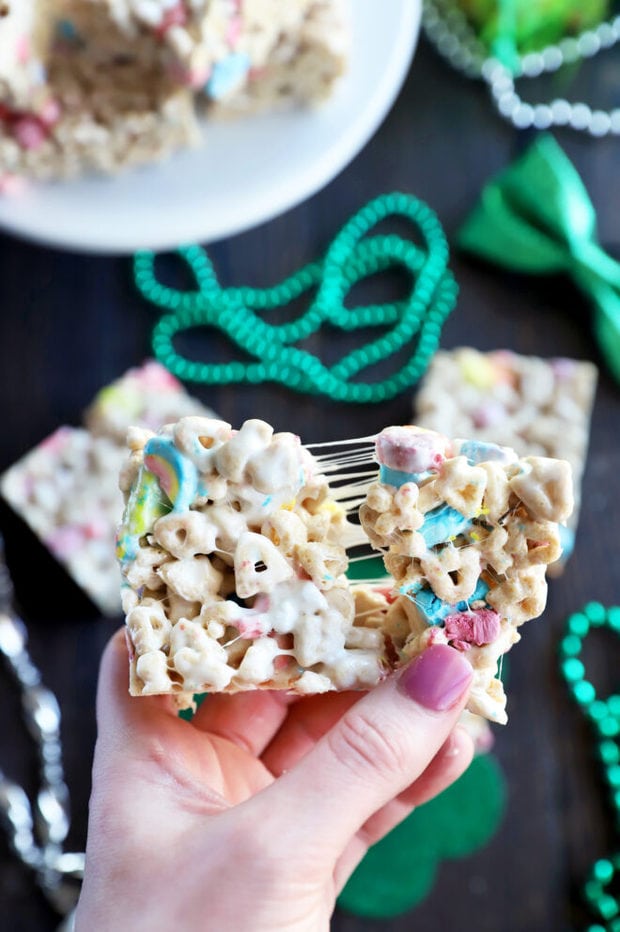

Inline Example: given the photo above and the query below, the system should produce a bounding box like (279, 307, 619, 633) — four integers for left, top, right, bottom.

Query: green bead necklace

(560, 602, 620, 931)
(133, 192, 458, 403)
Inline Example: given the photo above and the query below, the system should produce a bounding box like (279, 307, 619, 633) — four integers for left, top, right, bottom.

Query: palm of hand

(84, 645, 358, 931)
(76, 632, 473, 932)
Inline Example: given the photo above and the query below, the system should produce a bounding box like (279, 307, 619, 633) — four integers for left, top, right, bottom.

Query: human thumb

(255, 644, 473, 855)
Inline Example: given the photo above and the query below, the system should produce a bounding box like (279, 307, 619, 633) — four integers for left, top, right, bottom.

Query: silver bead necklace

(423, 0, 620, 137)
(0, 542, 82, 928)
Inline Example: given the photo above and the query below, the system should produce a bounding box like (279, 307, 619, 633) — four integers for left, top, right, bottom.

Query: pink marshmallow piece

(83, 517, 109, 540)
(155, 3, 188, 38)
(234, 612, 271, 640)
(134, 360, 183, 392)
(226, 16, 242, 47)
(46, 526, 85, 559)
(40, 427, 73, 454)
(38, 98, 61, 127)
(12, 116, 47, 150)
(551, 357, 578, 380)
(0, 173, 28, 196)
(444, 608, 501, 651)
(16, 35, 31, 64)
(472, 400, 506, 429)
(188, 66, 211, 88)
(376, 426, 448, 474)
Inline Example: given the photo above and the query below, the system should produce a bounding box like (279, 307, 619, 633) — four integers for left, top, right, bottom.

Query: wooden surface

(0, 35, 619, 932)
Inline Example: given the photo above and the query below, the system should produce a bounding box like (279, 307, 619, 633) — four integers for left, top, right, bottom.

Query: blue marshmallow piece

(56, 18, 81, 42)
(558, 524, 575, 560)
(419, 503, 473, 548)
(458, 439, 509, 465)
(379, 464, 427, 488)
(401, 577, 491, 626)
(205, 53, 251, 100)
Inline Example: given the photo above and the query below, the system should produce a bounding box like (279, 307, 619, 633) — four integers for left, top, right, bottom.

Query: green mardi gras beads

(133, 193, 458, 404)
(559, 603, 620, 931)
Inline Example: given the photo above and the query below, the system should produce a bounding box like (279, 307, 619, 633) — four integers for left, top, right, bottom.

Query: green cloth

(458, 134, 620, 385)
(338, 753, 506, 918)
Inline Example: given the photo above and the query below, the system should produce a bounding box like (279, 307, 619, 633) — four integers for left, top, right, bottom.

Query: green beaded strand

(133, 192, 458, 403)
(559, 603, 620, 931)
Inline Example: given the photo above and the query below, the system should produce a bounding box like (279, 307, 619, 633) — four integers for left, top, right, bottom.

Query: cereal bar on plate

(0, 0, 349, 181)
(104, 0, 348, 107)
(0, 0, 199, 182)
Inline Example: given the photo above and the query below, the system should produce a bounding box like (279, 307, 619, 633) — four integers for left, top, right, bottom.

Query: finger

(192, 690, 298, 757)
(251, 644, 473, 856)
(95, 629, 179, 756)
(358, 726, 475, 846)
(261, 691, 361, 776)
(334, 727, 475, 891)
(93, 630, 235, 811)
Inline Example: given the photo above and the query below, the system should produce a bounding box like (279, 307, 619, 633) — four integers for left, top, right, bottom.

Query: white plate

(0, 0, 421, 253)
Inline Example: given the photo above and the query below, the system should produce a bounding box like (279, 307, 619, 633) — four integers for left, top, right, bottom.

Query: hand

(75, 631, 474, 932)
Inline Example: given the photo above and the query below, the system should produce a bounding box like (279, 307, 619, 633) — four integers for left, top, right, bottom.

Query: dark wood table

(0, 34, 618, 932)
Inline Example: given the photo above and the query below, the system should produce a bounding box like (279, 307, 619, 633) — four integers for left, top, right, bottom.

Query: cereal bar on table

(0, 361, 212, 615)
(1, 427, 127, 615)
(118, 418, 573, 724)
(359, 426, 573, 723)
(414, 348, 596, 572)
(85, 359, 214, 442)
(118, 417, 386, 702)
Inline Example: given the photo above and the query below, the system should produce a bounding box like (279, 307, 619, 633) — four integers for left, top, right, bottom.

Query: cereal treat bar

(415, 348, 597, 571)
(0, 362, 211, 615)
(0, 1, 58, 190)
(359, 426, 574, 724)
(1, 427, 127, 615)
(209, 0, 349, 114)
(118, 416, 386, 701)
(0, 0, 199, 182)
(85, 359, 212, 442)
(0, 0, 348, 183)
(103, 0, 347, 106)
(0, 1, 52, 110)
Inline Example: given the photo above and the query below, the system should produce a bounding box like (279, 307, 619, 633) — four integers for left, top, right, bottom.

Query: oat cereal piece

(0, 362, 211, 615)
(118, 416, 387, 702)
(415, 348, 597, 571)
(359, 425, 574, 724)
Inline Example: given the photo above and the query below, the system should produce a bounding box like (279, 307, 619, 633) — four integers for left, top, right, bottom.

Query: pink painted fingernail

(398, 645, 472, 711)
